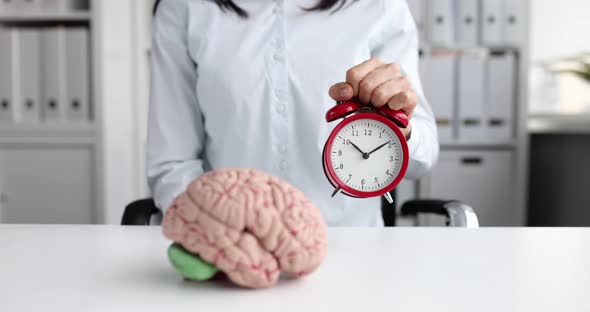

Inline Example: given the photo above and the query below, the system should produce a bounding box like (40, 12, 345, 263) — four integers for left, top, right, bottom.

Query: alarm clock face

(324, 113, 408, 197)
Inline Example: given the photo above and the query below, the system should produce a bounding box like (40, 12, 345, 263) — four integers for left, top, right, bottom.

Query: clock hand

(368, 141, 391, 155)
(349, 141, 369, 159)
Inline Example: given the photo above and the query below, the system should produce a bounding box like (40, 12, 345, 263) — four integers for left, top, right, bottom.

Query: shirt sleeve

(369, 0, 440, 180)
(147, 0, 206, 212)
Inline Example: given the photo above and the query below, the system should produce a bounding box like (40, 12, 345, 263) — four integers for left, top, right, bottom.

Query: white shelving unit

(0, 12, 90, 22)
(0, 1, 98, 224)
(410, 0, 531, 226)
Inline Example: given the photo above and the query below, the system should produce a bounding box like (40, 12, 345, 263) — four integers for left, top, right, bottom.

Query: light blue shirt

(147, 0, 439, 226)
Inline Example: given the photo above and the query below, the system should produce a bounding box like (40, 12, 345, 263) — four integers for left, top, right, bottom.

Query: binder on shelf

(41, 26, 67, 122)
(486, 51, 516, 142)
(14, 0, 42, 12)
(457, 49, 487, 141)
(426, 0, 454, 46)
(421, 50, 457, 143)
(502, 0, 525, 45)
(16, 28, 41, 123)
(481, 0, 503, 45)
(0, 28, 15, 124)
(0, 0, 17, 13)
(455, 0, 479, 46)
(41, 0, 66, 12)
(65, 27, 90, 122)
(42, 0, 89, 12)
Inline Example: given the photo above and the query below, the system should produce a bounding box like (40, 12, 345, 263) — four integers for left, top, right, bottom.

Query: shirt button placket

(270, 0, 289, 177)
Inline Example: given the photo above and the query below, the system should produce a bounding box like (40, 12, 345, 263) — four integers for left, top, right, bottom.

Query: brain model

(162, 168, 328, 288)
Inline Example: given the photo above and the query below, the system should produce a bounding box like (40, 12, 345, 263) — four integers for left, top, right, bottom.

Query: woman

(147, 0, 439, 227)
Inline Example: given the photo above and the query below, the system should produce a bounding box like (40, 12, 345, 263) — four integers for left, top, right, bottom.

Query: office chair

(122, 191, 479, 228)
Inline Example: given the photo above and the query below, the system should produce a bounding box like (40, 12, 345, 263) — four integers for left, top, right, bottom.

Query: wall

(530, 0, 590, 63)
(529, 0, 590, 113)
(94, 0, 139, 224)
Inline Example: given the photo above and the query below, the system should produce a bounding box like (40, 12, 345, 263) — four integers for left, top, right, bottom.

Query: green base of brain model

(167, 243, 219, 281)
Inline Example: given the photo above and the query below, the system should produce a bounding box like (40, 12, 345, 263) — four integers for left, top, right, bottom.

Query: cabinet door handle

(462, 157, 483, 165)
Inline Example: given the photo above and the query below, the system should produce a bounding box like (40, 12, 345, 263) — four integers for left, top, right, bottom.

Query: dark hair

(153, 0, 355, 17)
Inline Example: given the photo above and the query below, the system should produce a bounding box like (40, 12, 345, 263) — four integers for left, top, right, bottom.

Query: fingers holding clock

(346, 58, 396, 101)
(329, 58, 417, 139)
(385, 88, 419, 120)
(358, 63, 404, 105)
(329, 82, 354, 102)
(329, 58, 417, 118)
(329, 58, 394, 102)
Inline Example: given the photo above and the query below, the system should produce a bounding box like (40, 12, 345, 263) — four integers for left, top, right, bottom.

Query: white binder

(14, 0, 41, 12)
(41, 27, 67, 122)
(65, 27, 90, 122)
(502, 0, 525, 45)
(0, 28, 16, 124)
(455, 0, 479, 46)
(487, 51, 516, 142)
(0, 0, 17, 13)
(421, 50, 457, 144)
(41, 0, 67, 12)
(16, 28, 41, 123)
(457, 49, 487, 142)
(426, 0, 454, 46)
(481, 0, 503, 45)
(42, 0, 89, 12)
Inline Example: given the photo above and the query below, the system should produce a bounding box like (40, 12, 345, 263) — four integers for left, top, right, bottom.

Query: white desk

(0, 225, 589, 311)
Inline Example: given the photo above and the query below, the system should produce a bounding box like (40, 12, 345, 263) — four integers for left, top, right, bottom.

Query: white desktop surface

(0, 225, 589, 311)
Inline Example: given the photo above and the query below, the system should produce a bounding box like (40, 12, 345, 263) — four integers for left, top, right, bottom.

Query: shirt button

(276, 104, 286, 113)
(278, 145, 287, 154)
(273, 53, 281, 61)
(280, 160, 288, 171)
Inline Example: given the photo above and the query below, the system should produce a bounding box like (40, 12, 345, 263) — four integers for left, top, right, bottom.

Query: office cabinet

(481, 0, 503, 44)
(41, 0, 90, 12)
(0, 147, 93, 224)
(420, 51, 457, 144)
(456, 0, 480, 46)
(426, 0, 454, 46)
(502, 0, 526, 45)
(486, 51, 516, 142)
(0, 28, 15, 124)
(424, 150, 515, 226)
(457, 50, 487, 142)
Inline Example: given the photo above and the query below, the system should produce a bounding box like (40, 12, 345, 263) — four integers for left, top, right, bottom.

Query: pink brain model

(162, 168, 328, 288)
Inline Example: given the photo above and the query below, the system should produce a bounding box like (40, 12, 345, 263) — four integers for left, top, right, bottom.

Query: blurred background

(0, 0, 587, 226)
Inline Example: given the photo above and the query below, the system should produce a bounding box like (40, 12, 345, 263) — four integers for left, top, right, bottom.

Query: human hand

(329, 58, 417, 138)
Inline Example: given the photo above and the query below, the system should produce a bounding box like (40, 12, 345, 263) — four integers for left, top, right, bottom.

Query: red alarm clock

(322, 99, 409, 204)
